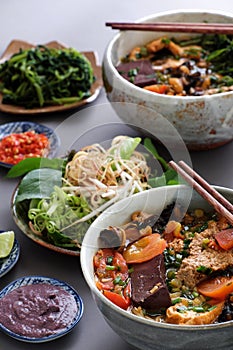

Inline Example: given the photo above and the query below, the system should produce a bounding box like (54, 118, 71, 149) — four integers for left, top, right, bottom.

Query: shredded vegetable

(28, 186, 92, 248)
(27, 136, 152, 249)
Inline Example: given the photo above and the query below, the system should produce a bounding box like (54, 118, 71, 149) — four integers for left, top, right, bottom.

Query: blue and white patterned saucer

(0, 275, 84, 342)
(0, 231, 20, 278)
(0, 121, 60, 168)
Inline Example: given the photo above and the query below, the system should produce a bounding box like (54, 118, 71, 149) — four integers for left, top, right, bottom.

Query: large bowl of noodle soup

(80, 184, 233, 350)
(102, 9, 233, 150)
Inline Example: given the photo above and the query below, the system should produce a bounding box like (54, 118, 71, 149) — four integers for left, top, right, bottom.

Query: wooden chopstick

(169, 160, 233, 225)
(106, 22, 233, 34)
(178, 160, 233, 213)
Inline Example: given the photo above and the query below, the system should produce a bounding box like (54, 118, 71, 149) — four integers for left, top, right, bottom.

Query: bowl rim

(104, 8, 233, 102)
(81, 184, 233, 331)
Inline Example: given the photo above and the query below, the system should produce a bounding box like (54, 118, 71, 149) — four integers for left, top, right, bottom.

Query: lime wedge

(0, 231, 15, 258)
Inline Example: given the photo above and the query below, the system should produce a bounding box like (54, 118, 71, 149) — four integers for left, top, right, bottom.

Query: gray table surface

(0, 1, 233, 349)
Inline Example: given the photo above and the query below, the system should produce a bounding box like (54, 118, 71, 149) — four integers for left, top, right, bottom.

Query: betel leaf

(15, 168, 62, 203)
(7, 157, 65, 178)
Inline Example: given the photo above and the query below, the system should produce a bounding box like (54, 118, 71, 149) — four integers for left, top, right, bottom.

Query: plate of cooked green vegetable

(0, 40, 102, 114)
(9, 134, 182, 256)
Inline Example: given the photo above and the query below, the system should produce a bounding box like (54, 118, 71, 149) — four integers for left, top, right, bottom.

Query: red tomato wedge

(103, 289, 130, 310)
(197, 276, 233, 300)
(123, 233, 167, 264)
(214, 228, 233, 250)
(94, 249, 130, 292)
(93, 248, 114, 269)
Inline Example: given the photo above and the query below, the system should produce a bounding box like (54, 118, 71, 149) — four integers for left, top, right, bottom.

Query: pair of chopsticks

(106, 22, 233, 34)
(169, 160, 233, 225)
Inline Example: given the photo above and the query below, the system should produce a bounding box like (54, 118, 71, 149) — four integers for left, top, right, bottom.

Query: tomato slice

(93, 248, 114, 269)
(123, 233, 167, 264)
(143, 84, 168, 94)
(197, 275, 233, 300)
(113, 251, 128, 274)
(214, 228, 233, 250)
(94, 249, 130, 292)
(103, 290, 130, 310)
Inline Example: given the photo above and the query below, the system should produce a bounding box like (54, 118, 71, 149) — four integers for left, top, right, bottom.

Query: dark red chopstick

(178, 160, 233, 213)
(169, 160, 233, 225)
(106, 22, 233, 34)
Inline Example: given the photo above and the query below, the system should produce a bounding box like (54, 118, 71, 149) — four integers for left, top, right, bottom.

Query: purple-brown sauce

(0, 283, 78, 338)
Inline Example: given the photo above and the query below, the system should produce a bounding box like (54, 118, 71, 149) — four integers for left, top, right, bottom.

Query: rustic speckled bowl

(102, 9, 233, 150)
(81, 184, 233, 350)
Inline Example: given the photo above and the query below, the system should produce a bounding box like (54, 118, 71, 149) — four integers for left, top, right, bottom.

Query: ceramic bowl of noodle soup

(80, 184, 233, 350)
(102, 9, 233, 150)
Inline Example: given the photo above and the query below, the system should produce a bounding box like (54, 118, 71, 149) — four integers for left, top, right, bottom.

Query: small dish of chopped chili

(0, 121, 60, 167)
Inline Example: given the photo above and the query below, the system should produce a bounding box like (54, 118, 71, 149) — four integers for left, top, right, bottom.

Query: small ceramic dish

(0, 121, 60, 168)
(0, 39, 102, 114)
(0, 275, 84, 342)
(0, 231, 20, 278)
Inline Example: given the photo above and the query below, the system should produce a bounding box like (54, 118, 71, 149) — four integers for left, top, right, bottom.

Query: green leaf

(148, 168, 180, 188)
(119, 137, 141, 159)
(7, 157, 65, 178)
(15, 168, 62, 203)
(206, 47, 227, 61)
(164, 168, 179, 183)
(143, 138, 169, 170)
(148, 174, 167, 187)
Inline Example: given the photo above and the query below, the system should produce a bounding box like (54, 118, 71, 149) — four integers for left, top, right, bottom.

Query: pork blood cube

(130, 254, 171, 312)
(116, 60, 157, 87)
